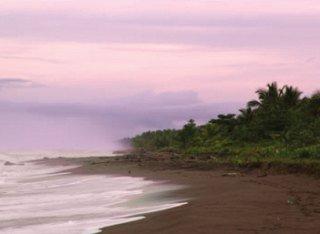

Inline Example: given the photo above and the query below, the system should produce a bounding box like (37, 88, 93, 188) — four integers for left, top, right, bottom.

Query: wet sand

(43, 156, 320, 234)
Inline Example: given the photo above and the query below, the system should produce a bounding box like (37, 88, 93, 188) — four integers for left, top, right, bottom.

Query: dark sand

(42, 157, 320, 234)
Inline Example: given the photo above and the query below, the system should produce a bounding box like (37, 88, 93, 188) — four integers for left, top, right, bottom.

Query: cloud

(1, 11, 320, 48)
(0, 55, 63, 64)
(0, 78, 40, 89)
(0, 91, 241, 150)
(113, 90, 201, 107)
(0, 78, 31, 85)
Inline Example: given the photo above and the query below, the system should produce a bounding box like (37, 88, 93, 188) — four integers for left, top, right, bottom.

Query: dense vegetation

(129, 83, 320, 170)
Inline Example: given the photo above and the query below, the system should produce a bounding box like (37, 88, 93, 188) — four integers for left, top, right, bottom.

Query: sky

(0, 0, 319, 150)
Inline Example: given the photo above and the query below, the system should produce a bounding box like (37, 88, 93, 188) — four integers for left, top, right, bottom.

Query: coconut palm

(281, 85, 302, 108)
(247, 82, 302, 110)
(247, 82, 282, 109)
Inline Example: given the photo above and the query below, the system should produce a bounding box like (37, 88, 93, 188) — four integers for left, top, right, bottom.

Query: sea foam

(0, 152, 186, 234)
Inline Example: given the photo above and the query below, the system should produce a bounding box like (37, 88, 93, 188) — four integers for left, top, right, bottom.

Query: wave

(0, 153, 186, 234)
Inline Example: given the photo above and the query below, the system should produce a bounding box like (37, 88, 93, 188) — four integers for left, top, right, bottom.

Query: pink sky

(0, 0, 319, 150)
(1, 0, 320, 103)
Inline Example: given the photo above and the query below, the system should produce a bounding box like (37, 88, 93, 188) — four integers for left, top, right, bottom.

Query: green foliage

(128, 82, 320, 163)
(292, 145, 320, 159)
(131, 129, 179, 150)
(178, 119, 199, 147)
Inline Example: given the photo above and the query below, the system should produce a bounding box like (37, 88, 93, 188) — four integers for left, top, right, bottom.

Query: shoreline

(40, 155, 320, 234)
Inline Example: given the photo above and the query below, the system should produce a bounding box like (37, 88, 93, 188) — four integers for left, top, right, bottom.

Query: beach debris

(222, 172, 240, 177)
(257, 171, 268, 177)
(287, 196, 297, 205)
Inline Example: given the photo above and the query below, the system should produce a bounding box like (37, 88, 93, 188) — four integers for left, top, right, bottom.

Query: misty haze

(0, 94, 240, 151)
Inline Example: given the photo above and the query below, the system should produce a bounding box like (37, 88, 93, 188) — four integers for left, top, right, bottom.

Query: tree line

(129, 82, 320, 159)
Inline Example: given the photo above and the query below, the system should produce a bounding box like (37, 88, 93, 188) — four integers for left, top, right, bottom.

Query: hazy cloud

(0, 78, 31, 86)
(0, 91, 241, 150)
(0, 78, 40, 89)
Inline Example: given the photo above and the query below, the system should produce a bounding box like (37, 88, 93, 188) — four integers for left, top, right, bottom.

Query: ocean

(0, 152, 186, 234)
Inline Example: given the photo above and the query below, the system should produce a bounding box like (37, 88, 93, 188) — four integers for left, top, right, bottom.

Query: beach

(43, 155, 320, 234)
(3, 1, 320, 233)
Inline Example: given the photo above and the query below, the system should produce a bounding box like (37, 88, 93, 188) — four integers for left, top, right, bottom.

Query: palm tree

(281, 85, 302, 108)
(245, 82, 301, 133)
(247, 82, 301, 110)
(247, 82, 282, 109)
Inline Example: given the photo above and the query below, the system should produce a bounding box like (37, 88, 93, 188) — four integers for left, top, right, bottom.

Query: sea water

(0, 152, 186, 234)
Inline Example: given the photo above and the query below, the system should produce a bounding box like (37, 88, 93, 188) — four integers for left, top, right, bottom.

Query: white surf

(0, 152, 186, 234)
